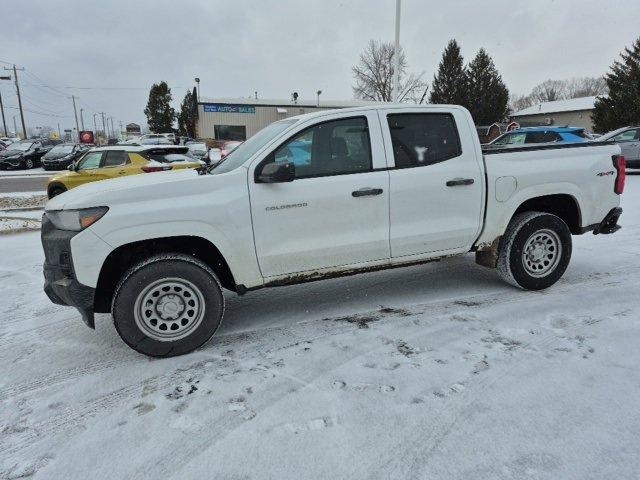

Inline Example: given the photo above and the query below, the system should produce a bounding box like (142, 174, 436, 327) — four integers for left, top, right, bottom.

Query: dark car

(41, 143, 88, 170)
(0, 140, 49, 169)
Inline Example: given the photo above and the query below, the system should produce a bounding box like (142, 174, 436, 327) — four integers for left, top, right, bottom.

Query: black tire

(112, 254, 224, 357)
(24, 158, 34, 169)
(48, 185, 67, 199)
(497, 212, 572, 290)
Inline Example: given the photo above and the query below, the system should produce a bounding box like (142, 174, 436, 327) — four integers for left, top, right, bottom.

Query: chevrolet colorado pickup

(41, 105, 625, 357)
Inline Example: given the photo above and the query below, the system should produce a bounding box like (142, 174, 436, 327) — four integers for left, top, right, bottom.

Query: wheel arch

(512, 193, 582, 234)
(93, 235, 237, 313)
(47, 181, 68, 199)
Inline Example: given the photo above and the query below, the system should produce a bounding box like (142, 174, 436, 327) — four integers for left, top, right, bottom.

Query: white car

(41, 104, 624, 357)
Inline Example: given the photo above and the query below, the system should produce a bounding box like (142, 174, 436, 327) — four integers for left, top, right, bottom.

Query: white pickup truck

(41, 105, 626, 357)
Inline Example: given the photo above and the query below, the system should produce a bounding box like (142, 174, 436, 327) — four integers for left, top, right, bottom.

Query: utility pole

(4, 65, 27, 138)
(0, 91, 7, 136)
(110, 117, 115, 138)
(93, 113, 98, 136)
(57, 123, 61, 138)
(101, 112, 107, 141)
(79, 108, 85, 131)
(71, 95, 80, 140)
(392, 0, 401, 103)
(13, 116, 17, 136)
(0, 74, 10, 136)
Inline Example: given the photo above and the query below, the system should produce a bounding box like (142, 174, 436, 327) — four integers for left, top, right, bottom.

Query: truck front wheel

(497, 212, 572, 290)
(112, 254, 224, 357)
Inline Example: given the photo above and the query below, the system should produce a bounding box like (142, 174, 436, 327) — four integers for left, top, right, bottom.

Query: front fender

(84, 220, 262, 289)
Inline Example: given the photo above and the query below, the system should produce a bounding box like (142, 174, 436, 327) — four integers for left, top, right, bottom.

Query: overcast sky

(2, 0, 638, 134)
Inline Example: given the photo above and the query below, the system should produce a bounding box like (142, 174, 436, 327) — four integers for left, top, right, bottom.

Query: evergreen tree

(429, 40, 468, 106)
(592, 37, 640, 133)
(467, 49, 509, 124)
(177, 89, 196, 138)
(144, 81, 175, 133)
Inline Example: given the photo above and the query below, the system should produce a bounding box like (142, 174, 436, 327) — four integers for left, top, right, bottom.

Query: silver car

(599, 126, 640, 168)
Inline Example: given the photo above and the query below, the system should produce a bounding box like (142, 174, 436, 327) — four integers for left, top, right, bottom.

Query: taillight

(613, 155, 626, 194)
(142, 165, 172, 173)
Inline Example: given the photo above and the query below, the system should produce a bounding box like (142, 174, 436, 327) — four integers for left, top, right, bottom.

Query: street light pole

(392, 0, 401, 103)
(80, 108, 85, 131)
(93, 113, 97, 136)
(195, 77, 200, 101)
(316, 90, 322, 107)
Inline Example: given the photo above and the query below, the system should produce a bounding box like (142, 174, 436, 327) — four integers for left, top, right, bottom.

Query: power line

(4, 104, 71, 118)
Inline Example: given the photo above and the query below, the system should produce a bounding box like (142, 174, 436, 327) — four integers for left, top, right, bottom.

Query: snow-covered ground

(1, 177, 639, 479)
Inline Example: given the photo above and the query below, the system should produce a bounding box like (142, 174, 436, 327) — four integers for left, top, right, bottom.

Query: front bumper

(41, 214, 96, 328)
(42, 158, 72, 170)
(0, 157, 23, 168)
(593, 207, 623, 235)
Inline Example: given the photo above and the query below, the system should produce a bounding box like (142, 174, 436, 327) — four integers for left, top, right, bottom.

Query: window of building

(273, 116, 372, 178)
(214, 125, 247, 141)
(386, 113, 462, 168)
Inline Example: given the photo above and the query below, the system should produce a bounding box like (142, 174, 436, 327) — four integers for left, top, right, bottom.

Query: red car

(220, 140, 242, 158)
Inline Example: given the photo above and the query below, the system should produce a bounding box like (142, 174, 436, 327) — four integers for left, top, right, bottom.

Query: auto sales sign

(203, 104, 256, 114)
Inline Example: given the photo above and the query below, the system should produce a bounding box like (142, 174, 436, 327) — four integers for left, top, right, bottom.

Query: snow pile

(0, 178, 639, 479)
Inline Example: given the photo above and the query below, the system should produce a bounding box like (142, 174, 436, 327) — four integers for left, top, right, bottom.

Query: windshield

(492, 132, 526, 145)
(48, 145, 75, 155)
(598, 127, 629, 141)
(8, 142, 34, 152)
(212, 120, 297, 174)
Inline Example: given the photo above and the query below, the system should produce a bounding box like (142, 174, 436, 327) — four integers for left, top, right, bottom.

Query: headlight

(47, 207, 109, 231)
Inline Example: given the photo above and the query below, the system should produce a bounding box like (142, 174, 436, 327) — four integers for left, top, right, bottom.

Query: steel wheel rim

(522, 228, 562, 277)
(134, 277, 206, 341)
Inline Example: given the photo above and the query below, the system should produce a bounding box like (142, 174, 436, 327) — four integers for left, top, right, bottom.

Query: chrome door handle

(352, 188, 383, 197)
(446, 178, 474, 187)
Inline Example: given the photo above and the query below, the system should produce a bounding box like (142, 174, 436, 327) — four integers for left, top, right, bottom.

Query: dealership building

(194, 97, 373, 141)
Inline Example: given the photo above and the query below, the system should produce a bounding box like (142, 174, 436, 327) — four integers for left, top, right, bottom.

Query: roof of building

(512, 96, 599, 117)
(197, 97, 379, 108)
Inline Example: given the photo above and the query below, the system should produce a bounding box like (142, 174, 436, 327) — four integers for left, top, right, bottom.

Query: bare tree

(565, 76, 608, 98)
(509, 94, 534, 113)
(352, 40, 427, 103)
(530, 80, 568, 103)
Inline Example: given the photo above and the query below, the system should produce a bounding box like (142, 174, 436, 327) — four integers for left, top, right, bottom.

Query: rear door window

(386, 113, 461, 167)
(102, 150, 128, 167)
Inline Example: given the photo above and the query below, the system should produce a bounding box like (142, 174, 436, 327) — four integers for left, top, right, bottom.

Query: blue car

(488, 127, 591, 147)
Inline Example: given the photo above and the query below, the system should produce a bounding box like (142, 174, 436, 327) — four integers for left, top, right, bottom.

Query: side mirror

(68, 163, 76, 171)
(256, 161, 295, 183)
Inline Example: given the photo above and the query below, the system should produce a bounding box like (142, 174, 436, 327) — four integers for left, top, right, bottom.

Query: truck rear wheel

(497, 212, 572, 290)
(112, 254, 224, 357)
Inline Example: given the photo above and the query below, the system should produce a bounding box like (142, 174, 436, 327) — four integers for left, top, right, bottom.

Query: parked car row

(0, 139, 59, 169)
(485, 125, 640, 168)
(46, 145, 204, 198)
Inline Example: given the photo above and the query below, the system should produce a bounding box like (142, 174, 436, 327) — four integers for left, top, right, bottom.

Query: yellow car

(47, 146, 204, 198)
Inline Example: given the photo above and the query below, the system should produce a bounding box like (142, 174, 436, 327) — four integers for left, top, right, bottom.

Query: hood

(43, 152, 73, 160)
(0, 150, 23, 158)
(46, 168, 207, 211)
